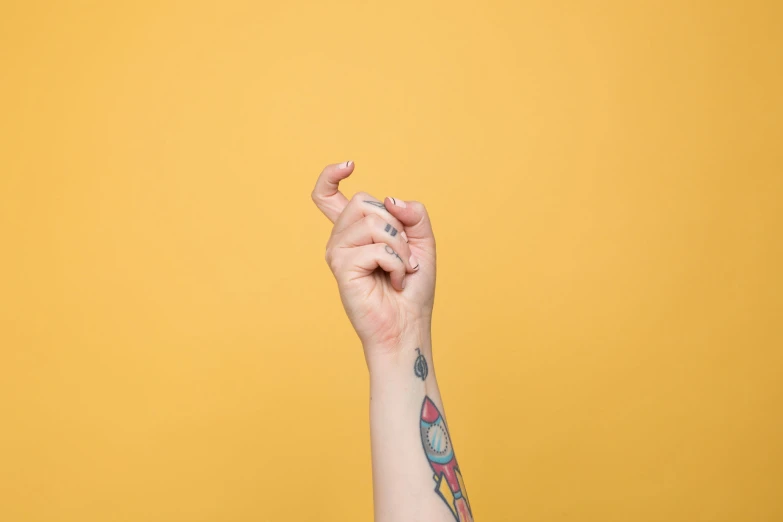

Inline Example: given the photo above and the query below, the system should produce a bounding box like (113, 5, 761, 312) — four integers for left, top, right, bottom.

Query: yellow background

(1, 1, 781, 521)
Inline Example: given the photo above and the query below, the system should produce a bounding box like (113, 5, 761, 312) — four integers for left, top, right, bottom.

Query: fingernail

(401, 231, 409, 242)
(341, 160, 353, 169)
(387, 196, 406, 208)
(401, 277, 407, 289)
(409, 255, 419, 270)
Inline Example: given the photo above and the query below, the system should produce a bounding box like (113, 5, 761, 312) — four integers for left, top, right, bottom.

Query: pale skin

(312, 161, 474, 522)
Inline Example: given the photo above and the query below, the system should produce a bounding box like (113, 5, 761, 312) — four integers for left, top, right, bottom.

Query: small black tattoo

(364, 200, 388, 211)
(384, 223, 398, 237)
(414, 348, 428, 380)
(384, 244, 403, 263)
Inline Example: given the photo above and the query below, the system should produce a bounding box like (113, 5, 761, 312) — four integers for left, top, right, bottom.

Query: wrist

(364, 323, 433, 377)
(366, 325, 441, 419)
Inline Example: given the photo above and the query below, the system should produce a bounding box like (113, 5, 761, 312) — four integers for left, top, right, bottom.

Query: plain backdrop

(1, 1, 781, 521)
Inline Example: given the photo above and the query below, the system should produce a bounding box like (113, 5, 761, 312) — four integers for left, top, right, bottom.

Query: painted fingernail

(401, 277, 407, 289)
(409, 255, 419, 270)
(341, 160, 353, 169)
(401, 230, 409, 242)
(387, 196, 406, 208)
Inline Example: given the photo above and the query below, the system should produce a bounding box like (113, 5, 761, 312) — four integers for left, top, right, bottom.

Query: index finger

(311, 161, 355, 223)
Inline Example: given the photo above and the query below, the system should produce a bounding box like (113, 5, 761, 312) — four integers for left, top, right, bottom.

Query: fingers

(382, 197, 434, 242)
(311, 161, 355, 222)
(331, 213, 419, 273)
(333, 192, 408, 240)
(331, 243, 408, 291)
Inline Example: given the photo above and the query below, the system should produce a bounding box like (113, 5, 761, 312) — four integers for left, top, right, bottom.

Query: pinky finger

(344, 243, 408, 291)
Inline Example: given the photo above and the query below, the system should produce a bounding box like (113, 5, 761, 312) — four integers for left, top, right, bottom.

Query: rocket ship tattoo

(420, 397, 473, 522)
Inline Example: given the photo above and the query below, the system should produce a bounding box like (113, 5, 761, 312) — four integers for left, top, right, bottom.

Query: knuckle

(350, 191, 369, 204)
(327, 251, 342, 272)
(410, 200, 428, 215)
(324, 238, 339, 269)
(410, 201, 431, 225)
(365, 213, 382, 228)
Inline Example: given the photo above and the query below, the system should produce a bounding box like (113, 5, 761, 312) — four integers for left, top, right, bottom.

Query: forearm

(310, 163, 455, 519)
(367, 329, 473, 522)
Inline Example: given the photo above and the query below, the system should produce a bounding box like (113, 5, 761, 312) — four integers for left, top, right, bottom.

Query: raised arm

(312, 162, 473, 522)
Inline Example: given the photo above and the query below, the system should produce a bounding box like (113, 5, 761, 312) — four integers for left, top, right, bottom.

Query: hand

(311, 161, 436, 363)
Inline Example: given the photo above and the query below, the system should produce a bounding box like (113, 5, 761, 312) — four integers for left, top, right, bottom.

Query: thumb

(383, 197, 434, 241)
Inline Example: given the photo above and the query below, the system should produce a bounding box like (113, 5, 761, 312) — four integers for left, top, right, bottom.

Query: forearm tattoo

(416, 352, 473, 521)
(384, 245, 403, 263)
(384, 223, 398, 237)
(414, 348, 428, 380)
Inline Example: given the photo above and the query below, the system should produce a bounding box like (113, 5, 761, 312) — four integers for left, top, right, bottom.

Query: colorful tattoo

(420, 396, 473, 522)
